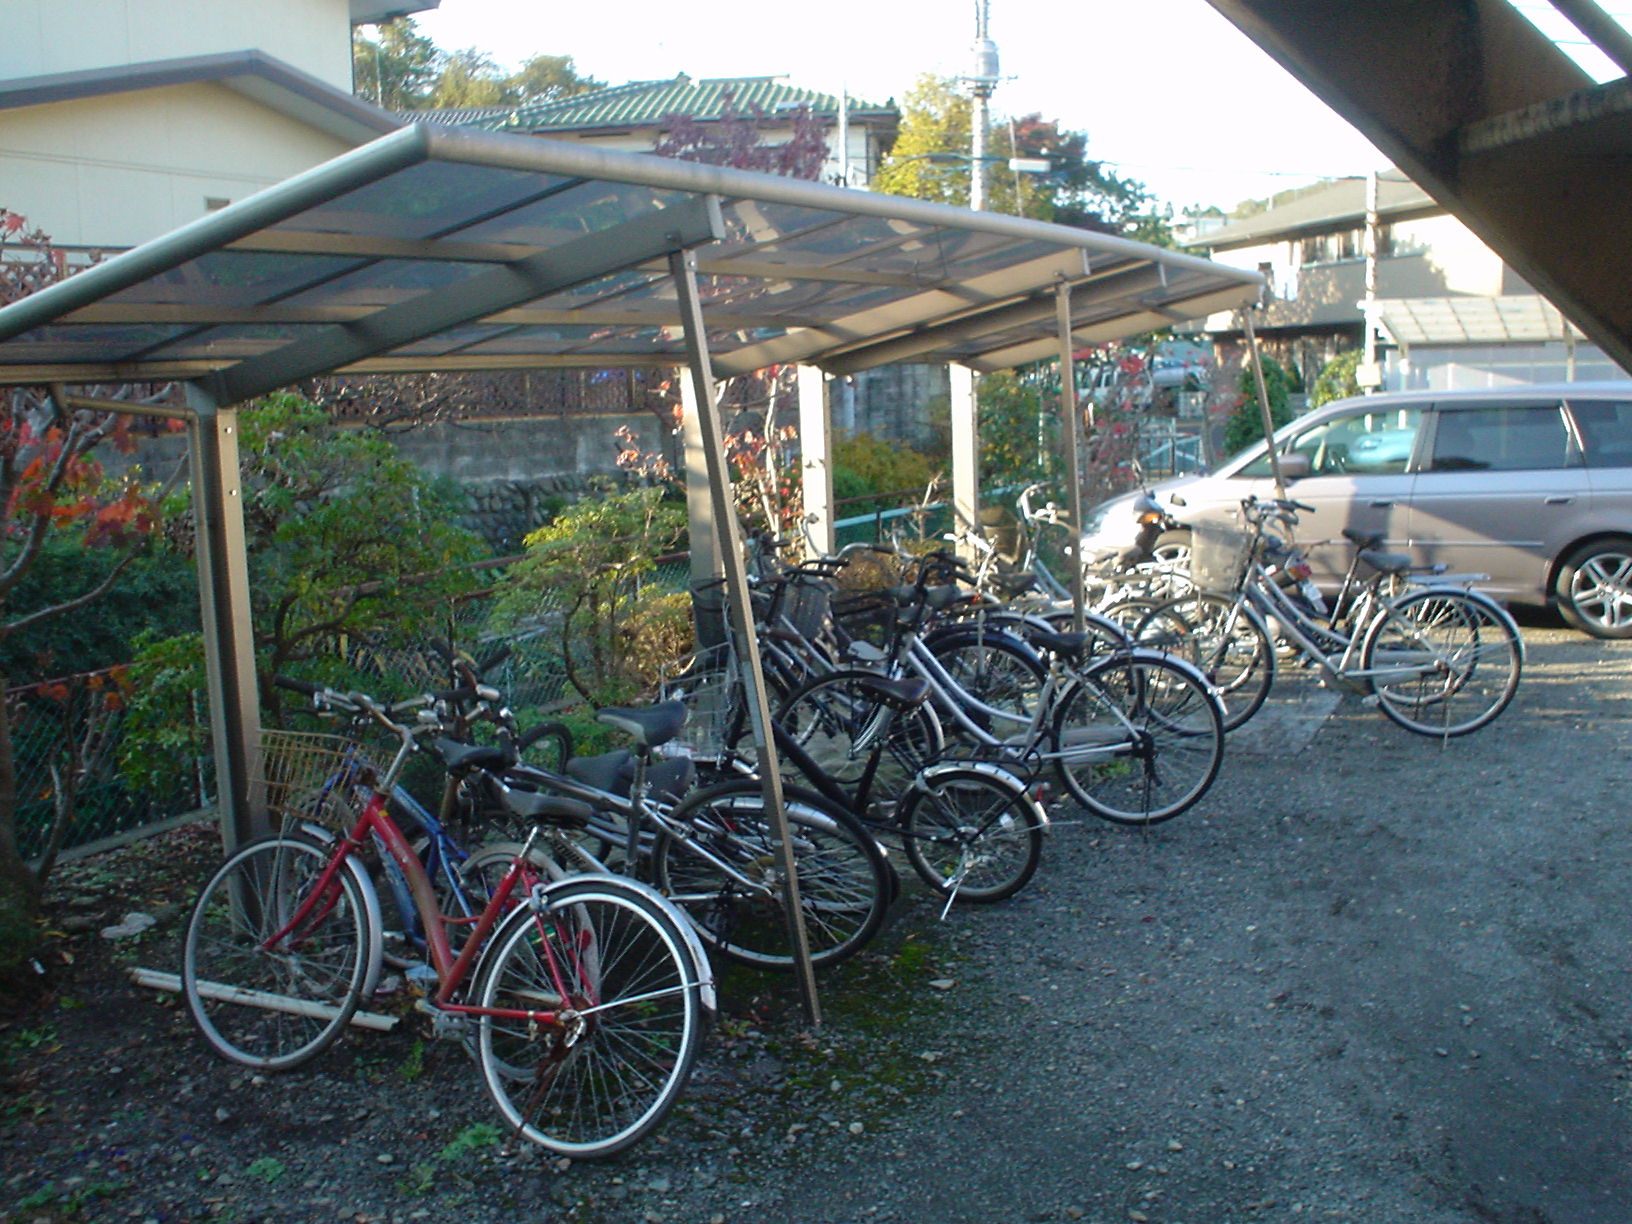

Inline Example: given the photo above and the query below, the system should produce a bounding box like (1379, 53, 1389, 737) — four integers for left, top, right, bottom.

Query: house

(0, 0, 423, 250)
(1183, 171, 1621, 392)
(421, 74, 899, 190)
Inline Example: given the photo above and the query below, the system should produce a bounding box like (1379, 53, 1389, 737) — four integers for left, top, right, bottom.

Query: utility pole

(967, 0, 999, 211)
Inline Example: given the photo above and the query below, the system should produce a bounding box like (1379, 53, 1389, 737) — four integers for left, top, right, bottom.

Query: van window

(1429, 404, 1572, 472)
(1238, 407, 1422, 477)
(1566, 400, 1632, 469)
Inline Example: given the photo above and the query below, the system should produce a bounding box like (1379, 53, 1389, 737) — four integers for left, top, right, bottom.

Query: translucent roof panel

(0, 124, 1263, 392)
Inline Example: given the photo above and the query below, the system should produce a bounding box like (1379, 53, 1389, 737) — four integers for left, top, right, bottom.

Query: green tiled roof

(474, 75, 893, 133)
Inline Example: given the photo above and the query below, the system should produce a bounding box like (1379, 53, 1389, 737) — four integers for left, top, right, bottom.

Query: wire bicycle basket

(251, 730, 365, 832)
(1187, 521, 1254, 593)
(657, 643, 740, 759)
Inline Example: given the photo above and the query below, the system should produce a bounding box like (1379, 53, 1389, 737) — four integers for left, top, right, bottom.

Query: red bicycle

(180, 678, 713, 1159)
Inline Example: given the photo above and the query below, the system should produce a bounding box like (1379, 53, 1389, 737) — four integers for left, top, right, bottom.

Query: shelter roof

(1373, 295, 1583, 345)
(1185, 172, 1438, 252)
(0, 123, 1263, 399)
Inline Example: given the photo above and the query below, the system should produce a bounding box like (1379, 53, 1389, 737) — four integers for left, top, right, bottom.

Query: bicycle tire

(652, 780, 890, 969)
(777, 669, 945, 807)
(475, 876, 704, 1158)
(898, 764, 1045, 903)
(1134, 593, 1275, 732)
(1360, 586, 1523, 737)
(923, 626, 1048, 724)
(182, 833, 380, 1071)
(1050, 650, 1224, 825)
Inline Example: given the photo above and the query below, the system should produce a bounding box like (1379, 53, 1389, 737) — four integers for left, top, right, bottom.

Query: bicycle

(664, 642, 1050, 907)
(180, 679, 713, 1159)
(1135, 497, 1525, 736)
(435, 671, 895, 973)
(775, 574, 1227, 827)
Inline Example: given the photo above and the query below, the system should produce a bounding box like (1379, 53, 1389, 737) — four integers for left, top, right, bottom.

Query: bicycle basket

(657, 643, 740, 758)
(1187, 521, 1253, 593)
(252, 730, 365, 831)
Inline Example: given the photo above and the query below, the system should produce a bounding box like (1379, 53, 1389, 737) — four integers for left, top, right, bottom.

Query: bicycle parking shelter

(0, 123, 1261, 1014)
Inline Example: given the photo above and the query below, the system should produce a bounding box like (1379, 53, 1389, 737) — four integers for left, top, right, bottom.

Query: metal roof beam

(224, 230, 541, 263)
(202, 194, 725, 405)
(1205, 0, 1632, 375)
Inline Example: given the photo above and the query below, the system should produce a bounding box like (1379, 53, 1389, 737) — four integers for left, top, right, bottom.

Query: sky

(409, 0, 1399, 212)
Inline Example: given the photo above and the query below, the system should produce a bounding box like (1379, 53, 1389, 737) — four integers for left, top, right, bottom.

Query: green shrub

(1223, 355, 1294, 457)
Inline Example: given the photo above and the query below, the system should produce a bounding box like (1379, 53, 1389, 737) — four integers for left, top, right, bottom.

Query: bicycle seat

(992, 572, 1037, 597)
(566, 750, 696, 803)
(1028, 629, 1101, 664)
(849, 673, 931, 711)
(1358, 548, 1413, 575)
(434, 738, 513, 773)
(596, 700, 687, 748)
(1342, 528, 1386, 550)
(499, 785, 595, 830)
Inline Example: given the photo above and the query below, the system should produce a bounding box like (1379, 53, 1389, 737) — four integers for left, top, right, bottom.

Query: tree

(1311, 349, 1362, 408)
(1222, 354, 1294, 456)
(119, 394, 492, 797)
(352, 18, 441, 110)
(0, 210, 175, 984)
(426, 47, 509, 109)
(487, 487, 688, 708)
(353, 19, 604, 113)
(873, 76, 1157, 236)
(652, 91, 829, 179)
(506, 54, 604, 105)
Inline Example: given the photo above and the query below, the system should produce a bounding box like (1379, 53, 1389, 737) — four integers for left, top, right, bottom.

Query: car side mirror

(1277, 452, 1312, 481)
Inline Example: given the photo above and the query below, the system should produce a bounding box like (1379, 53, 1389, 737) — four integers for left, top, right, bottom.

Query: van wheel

(1556, 536, 1632, 638)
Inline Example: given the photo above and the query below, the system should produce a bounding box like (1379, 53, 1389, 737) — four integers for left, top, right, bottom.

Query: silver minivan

(1079, 383, 1632, 638)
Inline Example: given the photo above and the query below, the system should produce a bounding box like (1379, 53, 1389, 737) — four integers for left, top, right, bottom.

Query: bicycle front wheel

(654, 781, 890, 969)
(476, 877, 704, 1159)
(899, 765, 1045, 903)
(1360, 587, 1523, 736)
(1051, 651, 1225, 825)
(182, 833, 379, 1071)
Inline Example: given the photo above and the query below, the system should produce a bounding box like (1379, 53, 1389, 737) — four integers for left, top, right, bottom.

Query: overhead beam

(202, 194, 726, 405)
(1205, 0, 1632, 374)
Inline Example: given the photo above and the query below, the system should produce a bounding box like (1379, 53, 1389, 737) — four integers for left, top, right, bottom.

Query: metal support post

(949, 364, 980, 559)
(669, 247, 822, 1025)
(680, 377, 726, 650)
(797, 365, 836, 558)
(185, 383, 262, 851)
(1055, 281, 1088, 629)
(1241, 312, 1286, 498)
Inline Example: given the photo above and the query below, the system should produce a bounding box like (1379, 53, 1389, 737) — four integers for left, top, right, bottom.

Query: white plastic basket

(1187, 521, 1253, 592)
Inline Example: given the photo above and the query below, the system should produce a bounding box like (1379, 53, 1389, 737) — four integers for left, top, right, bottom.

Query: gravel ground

(4, 621, 1631, 1224)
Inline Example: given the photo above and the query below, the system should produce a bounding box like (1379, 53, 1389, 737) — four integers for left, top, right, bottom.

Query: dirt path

(3, 625, 1629, 1224)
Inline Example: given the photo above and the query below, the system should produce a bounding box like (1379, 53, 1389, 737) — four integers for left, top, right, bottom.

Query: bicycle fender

(911, 761, 1050, 831)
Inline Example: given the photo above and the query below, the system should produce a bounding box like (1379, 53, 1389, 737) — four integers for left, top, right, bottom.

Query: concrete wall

(0, 0, 354, 89)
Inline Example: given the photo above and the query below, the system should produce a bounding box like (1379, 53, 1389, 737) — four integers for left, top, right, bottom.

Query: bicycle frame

(267, 793, 589, 1028)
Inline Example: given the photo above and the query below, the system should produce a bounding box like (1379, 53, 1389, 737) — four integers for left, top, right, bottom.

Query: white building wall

(1390, 214, 1505, 297)
(0, 84, 353, 247)
(0, 0, 355, 90)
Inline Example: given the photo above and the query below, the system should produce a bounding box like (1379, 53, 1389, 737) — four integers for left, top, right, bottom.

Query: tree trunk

(0, 671, 44, 982)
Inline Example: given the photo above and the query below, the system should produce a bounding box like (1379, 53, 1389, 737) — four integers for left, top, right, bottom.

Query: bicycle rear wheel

(898, 765, 1045, 903)
(1360, 587, 1523, 736)
(653, 781, 890, 969)
(476, 877, 704, 1159)
(778, 669, 944, 806)
(182, 833, 379, 1070)
(1135, 593, 1275, 732)
(1050, 650, 1225, 825)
